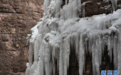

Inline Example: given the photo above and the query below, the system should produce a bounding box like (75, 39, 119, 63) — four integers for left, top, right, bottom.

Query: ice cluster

(26, 0, 121, 75)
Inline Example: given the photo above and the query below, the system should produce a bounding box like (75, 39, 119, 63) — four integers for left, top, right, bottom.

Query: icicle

(44, 0, 52, 13)
(78, 0, 81, 12)
(63, 37, 70, 75)
(37, 42, 45, 75)
(52, 46, 55, 75)
(44, 44, 51, 75)
(118, 28, 121, 75)
(107, 35, 113, 62)
(59, 36, 70, 75)
(98, 35, 102, 66)
(26, 0, 121, 74)
(111, 0, 117, 11)
(92, 37, 100, 75)
(55, 0, 62, 15)
(72, 0, 78, 18)
(59, 38, 64, 75)
(88, 35, 93, 55)
(113, 34, 118, 70)
(82, 5, 85, 17)
(30, 34, 42, 75)
(26, 63, 30, 75)
(29, 43, 33, 68)
(79, 34, 85, 75)
(75, 33, 80, 58)
(82, 1, 92, 17)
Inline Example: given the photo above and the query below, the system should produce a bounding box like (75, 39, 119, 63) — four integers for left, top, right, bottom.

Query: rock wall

(81, 0, 121, 17)
(0, 0, 43, 75)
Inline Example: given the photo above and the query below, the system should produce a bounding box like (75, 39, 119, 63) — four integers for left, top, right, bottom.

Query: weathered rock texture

(0, 0, 43, 75)
(80, 0, 121, 17)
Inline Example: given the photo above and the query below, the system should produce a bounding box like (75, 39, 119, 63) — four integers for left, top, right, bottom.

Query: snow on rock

(26, 0, 121, 75)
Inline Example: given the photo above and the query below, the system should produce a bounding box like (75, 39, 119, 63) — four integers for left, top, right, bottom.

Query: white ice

(26, 0, 121, 75)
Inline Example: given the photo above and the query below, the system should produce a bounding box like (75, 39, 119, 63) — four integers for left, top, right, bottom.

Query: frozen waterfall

(26, 0, 121, 75)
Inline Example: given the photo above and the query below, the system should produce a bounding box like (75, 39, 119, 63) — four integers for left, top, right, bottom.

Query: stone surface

(0, 0, 43, 75)
(81, 0, 121, 17)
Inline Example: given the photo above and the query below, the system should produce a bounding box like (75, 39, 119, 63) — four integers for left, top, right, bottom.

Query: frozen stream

(26, 0, 121, 75)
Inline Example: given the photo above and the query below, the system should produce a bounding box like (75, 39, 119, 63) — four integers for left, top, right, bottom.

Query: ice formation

(26, 0, 121, 75)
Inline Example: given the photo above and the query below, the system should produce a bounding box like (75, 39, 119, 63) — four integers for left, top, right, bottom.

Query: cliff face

(0, 0, 43, 75)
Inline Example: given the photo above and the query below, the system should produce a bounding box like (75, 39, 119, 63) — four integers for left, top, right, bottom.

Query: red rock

(0, 0, 43, 75)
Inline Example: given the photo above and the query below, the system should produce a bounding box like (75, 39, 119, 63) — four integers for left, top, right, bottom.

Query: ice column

(26, 0, 121, 75)
(79, 34, 85, 75)
(118, 26, 121, 75)
(59, 37, 70, 75)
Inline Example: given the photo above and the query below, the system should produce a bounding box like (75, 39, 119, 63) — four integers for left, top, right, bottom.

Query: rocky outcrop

(81, 0, 121, 17)
(0, 0, 43, 75)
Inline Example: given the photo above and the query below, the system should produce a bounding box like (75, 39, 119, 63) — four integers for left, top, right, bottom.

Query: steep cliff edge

(0, 0, 43, 75)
